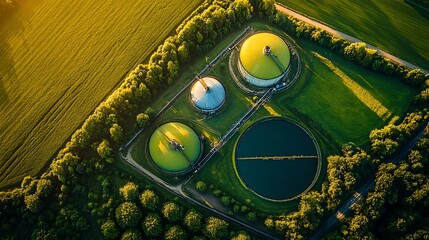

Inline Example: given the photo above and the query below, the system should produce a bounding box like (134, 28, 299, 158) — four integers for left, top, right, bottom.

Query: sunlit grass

(277, 0, 429, 69)
(262, 103, 281, 117)
(0, 0, 202, 188)
(313, 52, 392, 121)
(134, 20, 416, 214)
(272, 38, 416, 147)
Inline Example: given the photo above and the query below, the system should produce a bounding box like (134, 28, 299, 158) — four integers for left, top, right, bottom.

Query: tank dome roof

(149, 122, 200, 173)
(191, 77, 225, 112)
(239, 32, 291, 80)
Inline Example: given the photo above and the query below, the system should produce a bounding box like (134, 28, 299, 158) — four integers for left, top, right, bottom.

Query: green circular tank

(239, 32, 291, 80)
(149, 122, 200, 173)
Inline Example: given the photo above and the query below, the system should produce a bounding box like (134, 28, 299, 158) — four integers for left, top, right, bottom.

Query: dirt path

(275, 4, 429, 74)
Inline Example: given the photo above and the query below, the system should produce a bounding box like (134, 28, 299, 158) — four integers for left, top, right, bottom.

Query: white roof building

(190, 77, 226, 114)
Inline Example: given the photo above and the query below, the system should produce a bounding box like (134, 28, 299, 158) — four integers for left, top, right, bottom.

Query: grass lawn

(277, 0, 429, 70)
(274, 40, 416, 148)
(131, 29, 254, 183)
(131, 20, 415, 214)
(191, 21, 415, 214)
(0, 0, 202, 189)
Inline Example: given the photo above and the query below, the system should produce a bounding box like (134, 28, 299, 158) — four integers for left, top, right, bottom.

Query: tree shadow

(364, 0, 427, 67)
(0, 26, 15, 105)
(0, 0, 41, 105)
(405, 0, 429, 21)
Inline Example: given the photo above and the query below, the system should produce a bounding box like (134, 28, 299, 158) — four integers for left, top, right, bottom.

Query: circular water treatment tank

(238, 32, 291, 87)
(190, 77, 226, 113)
(149, 122, 201, 173)
(234, 118, 320, 201)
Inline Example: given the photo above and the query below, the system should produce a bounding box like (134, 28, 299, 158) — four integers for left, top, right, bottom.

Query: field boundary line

(276, 3, 429, 74)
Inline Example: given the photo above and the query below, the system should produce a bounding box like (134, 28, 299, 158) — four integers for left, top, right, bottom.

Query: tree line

(194, 180, 260, 223)
(1, 0, 428, 239)
(0, 0, 256, 239)
(256, 1, 429, 238)
(325, 124, 429, 239)
(271, 9, 428, 88)
(413, 0, 429, 7)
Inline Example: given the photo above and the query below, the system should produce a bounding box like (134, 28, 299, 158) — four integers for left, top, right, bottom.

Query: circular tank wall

(149, 122, 201, 173)
(238, 32, 291, 87)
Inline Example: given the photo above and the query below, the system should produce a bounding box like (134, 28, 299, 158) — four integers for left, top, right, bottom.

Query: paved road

(275, 4, 429, 74)
(309, 124, 429, 240)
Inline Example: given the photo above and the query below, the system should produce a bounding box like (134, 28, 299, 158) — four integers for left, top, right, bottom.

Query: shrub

(115, 202, 142, 228)
(100, 220, 120, 240)
(162, 202, 183, 223)
(140, 189, 159, 210)
(195, 181, 207, 193)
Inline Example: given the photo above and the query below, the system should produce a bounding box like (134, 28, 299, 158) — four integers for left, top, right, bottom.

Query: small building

(190, 77, 226, 114)
(238, 32, 291, 87)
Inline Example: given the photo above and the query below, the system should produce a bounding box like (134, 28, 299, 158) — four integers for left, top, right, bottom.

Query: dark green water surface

(235, 118, 318, 200)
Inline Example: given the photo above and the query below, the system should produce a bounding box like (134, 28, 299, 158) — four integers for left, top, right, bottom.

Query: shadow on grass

(0, 0, 41, 105)
(405, 0, 429, 20)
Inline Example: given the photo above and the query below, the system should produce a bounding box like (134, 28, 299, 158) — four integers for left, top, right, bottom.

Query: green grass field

(130, 20, 415, 213)
(187, 21, 415, 213)
(0, 0, 202, 189)
(273, 40, 416, 148)
(277, 0, 429, 70)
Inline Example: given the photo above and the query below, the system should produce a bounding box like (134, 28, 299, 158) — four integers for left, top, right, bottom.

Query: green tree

(163, 202, 183, 223)
(55, 205, 89, 235)
(177, 42, 190, 63)
(35, 179, 53, 198)
(414, 87, 429, 105)
(404, 69, 426, 87)
(136, 113, 150, 128)
(100, 220, 120, 240)
(165, 225, 188, 240)
(140, 189, 159, 210)
(167, 61, 179, 84)
(70, 128, 91, 148)
(32, 228, 58, 240)
(252, 0, 276, 18)
(115, 202, 142, 228)
(110, 123, 124, 143)
(230, 0, 253, 23)
(326, 143, 374, 209)
(195, 180, 207, 193)
(119, 182, 139, 201)
(97, 139, 114, 163)
(184, 209, 203, 232)
(246, 212, 257, 222)
(204, 217, 229, 239)
(142, 212, 162, 237)
(25, 194, 43, 213)
(232, 231, 251, 240)
(144, 107, 157, 120)
(265, 217, 275, 229)
(120, 228, 141, 240)
(343, 42, 376, 67)
(220, 195, 231, 206)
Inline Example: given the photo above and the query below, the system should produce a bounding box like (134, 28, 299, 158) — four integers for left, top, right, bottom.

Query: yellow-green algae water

(149, 122, 200, 172)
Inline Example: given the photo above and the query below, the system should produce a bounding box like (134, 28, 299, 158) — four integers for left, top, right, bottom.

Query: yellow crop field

(0, 0, 202, 188)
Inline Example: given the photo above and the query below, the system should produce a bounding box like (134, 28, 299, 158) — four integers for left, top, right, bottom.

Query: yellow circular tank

(239, 33, 291, 80)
